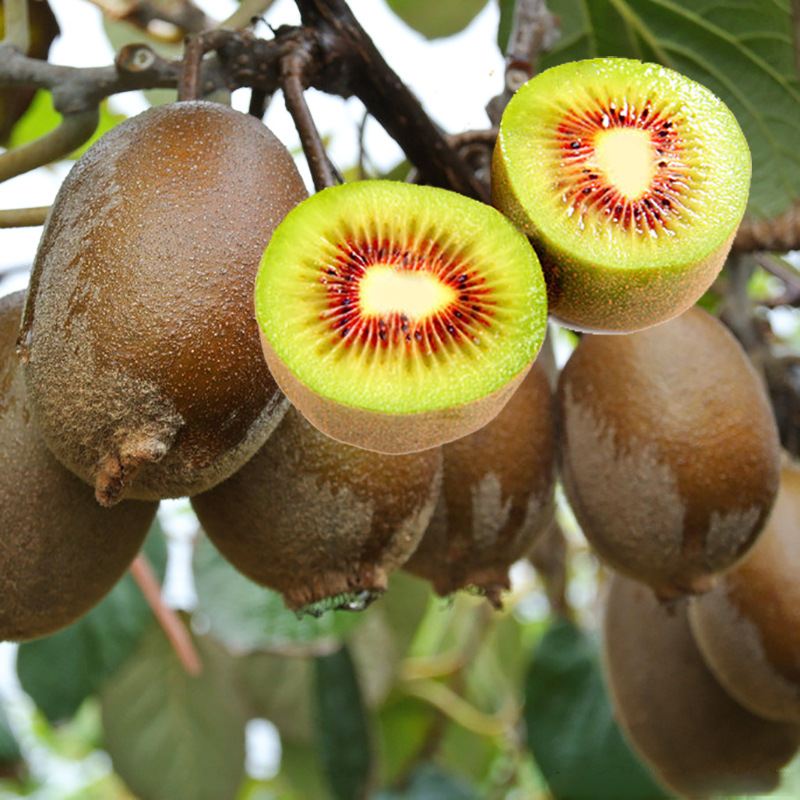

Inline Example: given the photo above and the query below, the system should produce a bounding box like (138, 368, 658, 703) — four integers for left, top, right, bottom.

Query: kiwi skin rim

(260, 327, 532, 455)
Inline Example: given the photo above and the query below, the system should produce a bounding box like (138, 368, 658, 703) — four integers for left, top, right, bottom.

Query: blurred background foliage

(2, 0, 800, 798)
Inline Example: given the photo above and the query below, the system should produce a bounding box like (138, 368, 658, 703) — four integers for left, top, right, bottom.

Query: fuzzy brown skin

(403, 356, 557, 605)
(602, 573, 800, 799)
(191, 406, 443, 612)
(557, 306, 780, 599)
(0, 292, 158, 641)
(689, 458, 800, 723)
(19, 101, 307, 505)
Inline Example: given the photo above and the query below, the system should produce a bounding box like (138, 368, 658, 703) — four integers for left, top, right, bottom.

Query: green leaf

(193, 535, 363, 653)
(0, 703, 21, 770)
(236, 652, 315, 744)
(384, 0, 490, 39)
(314, 645, 373, 800)
(377, 762, 480, 799)
(101, 623, 248, 800)
(17, 523, 167, 722)
(6, 90, 126, 158)
(524, 617, 670, 800)
(540, 0, 800, 219)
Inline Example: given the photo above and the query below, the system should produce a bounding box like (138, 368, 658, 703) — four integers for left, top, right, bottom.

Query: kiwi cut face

(255, 180, 548, 454)
(493, 57, 751, 333)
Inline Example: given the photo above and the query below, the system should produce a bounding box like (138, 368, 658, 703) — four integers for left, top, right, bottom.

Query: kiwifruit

(0, 291, 158, 642)
(190, 405, 443, 614)
(18, 100, 308, 506)
(558, 305, 780, 599)
(602, 572, 800, 799)
(402, 353, 557, 606)
(493, 57, 751, 333)
(689, 457, 800, 724)
(254, 180, 548, 455)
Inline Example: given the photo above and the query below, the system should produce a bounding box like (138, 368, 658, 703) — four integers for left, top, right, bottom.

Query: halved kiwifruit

(493, 58, 751, 333)
(255, 180, 548, 455)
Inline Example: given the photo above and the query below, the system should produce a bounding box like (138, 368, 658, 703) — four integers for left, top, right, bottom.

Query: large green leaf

(101, 623, 248, 800)
(538, 0, 800, 219)
(193, 535, 363, 653)
(385, 0, 489, 40)
(0, 703, 22, 779)
(16, 523, 168, 723)
(524, 617, 670, 800)
(314, 645, 374, 800)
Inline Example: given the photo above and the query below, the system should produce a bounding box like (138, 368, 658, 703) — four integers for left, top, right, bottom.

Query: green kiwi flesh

(493, 58, 751, 333)
(603, 572, 800, 799)
(255, 180, 548, 454)
(403, 353, 557, 606)
(689, 457, 800, 724)
(558, 306, 779, 599)
(19, 100, 307, 506)
(191, 405, 443, 614)
(0, 291, 158, 641)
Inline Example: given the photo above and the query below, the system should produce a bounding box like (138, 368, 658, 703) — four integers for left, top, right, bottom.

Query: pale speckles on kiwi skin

(0, 291, 158, 642)
(602, 573, 800, 800)
(557, 306, 780, 599)
(20, 100, 306, 504)
(191, 406, 443, 613)
(403, 356, 557, 604)
(689, 461, 800, 724)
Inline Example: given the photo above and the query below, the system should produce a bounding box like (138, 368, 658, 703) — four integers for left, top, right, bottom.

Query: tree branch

(281, 49, 337, 190)
(0, 109, 98, 182)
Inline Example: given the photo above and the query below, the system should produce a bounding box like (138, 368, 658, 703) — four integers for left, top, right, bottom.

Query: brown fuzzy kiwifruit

(18, 100, 308, 507)
(190, 406, 443, 614)
(602, 572, 800, 799)
(557, 306, 780, 599)
(689, 456, 800, 724)
(0, 291, 158, 642)
(403, 354, 557, 606)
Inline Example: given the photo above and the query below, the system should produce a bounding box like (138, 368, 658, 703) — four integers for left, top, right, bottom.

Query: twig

(487, 0, 560, 125)
(2, 0, 30, 53)
(0, 206, 49, 227)
(753, 252, 800, 306)
(293, 0, 491, 202)
(179, 29, 234, 101)
(129, 553, 203, 676)
(0, 109, 99, 183)
(281, 50, 337, 190)
(792, 0, 800, 79)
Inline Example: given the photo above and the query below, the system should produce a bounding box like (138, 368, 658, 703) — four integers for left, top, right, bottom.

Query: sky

(0, 0, 505, 286)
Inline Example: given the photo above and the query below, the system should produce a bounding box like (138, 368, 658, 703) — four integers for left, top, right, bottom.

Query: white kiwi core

(594, 127, 655, 199)
(359, 265, 457, 319)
